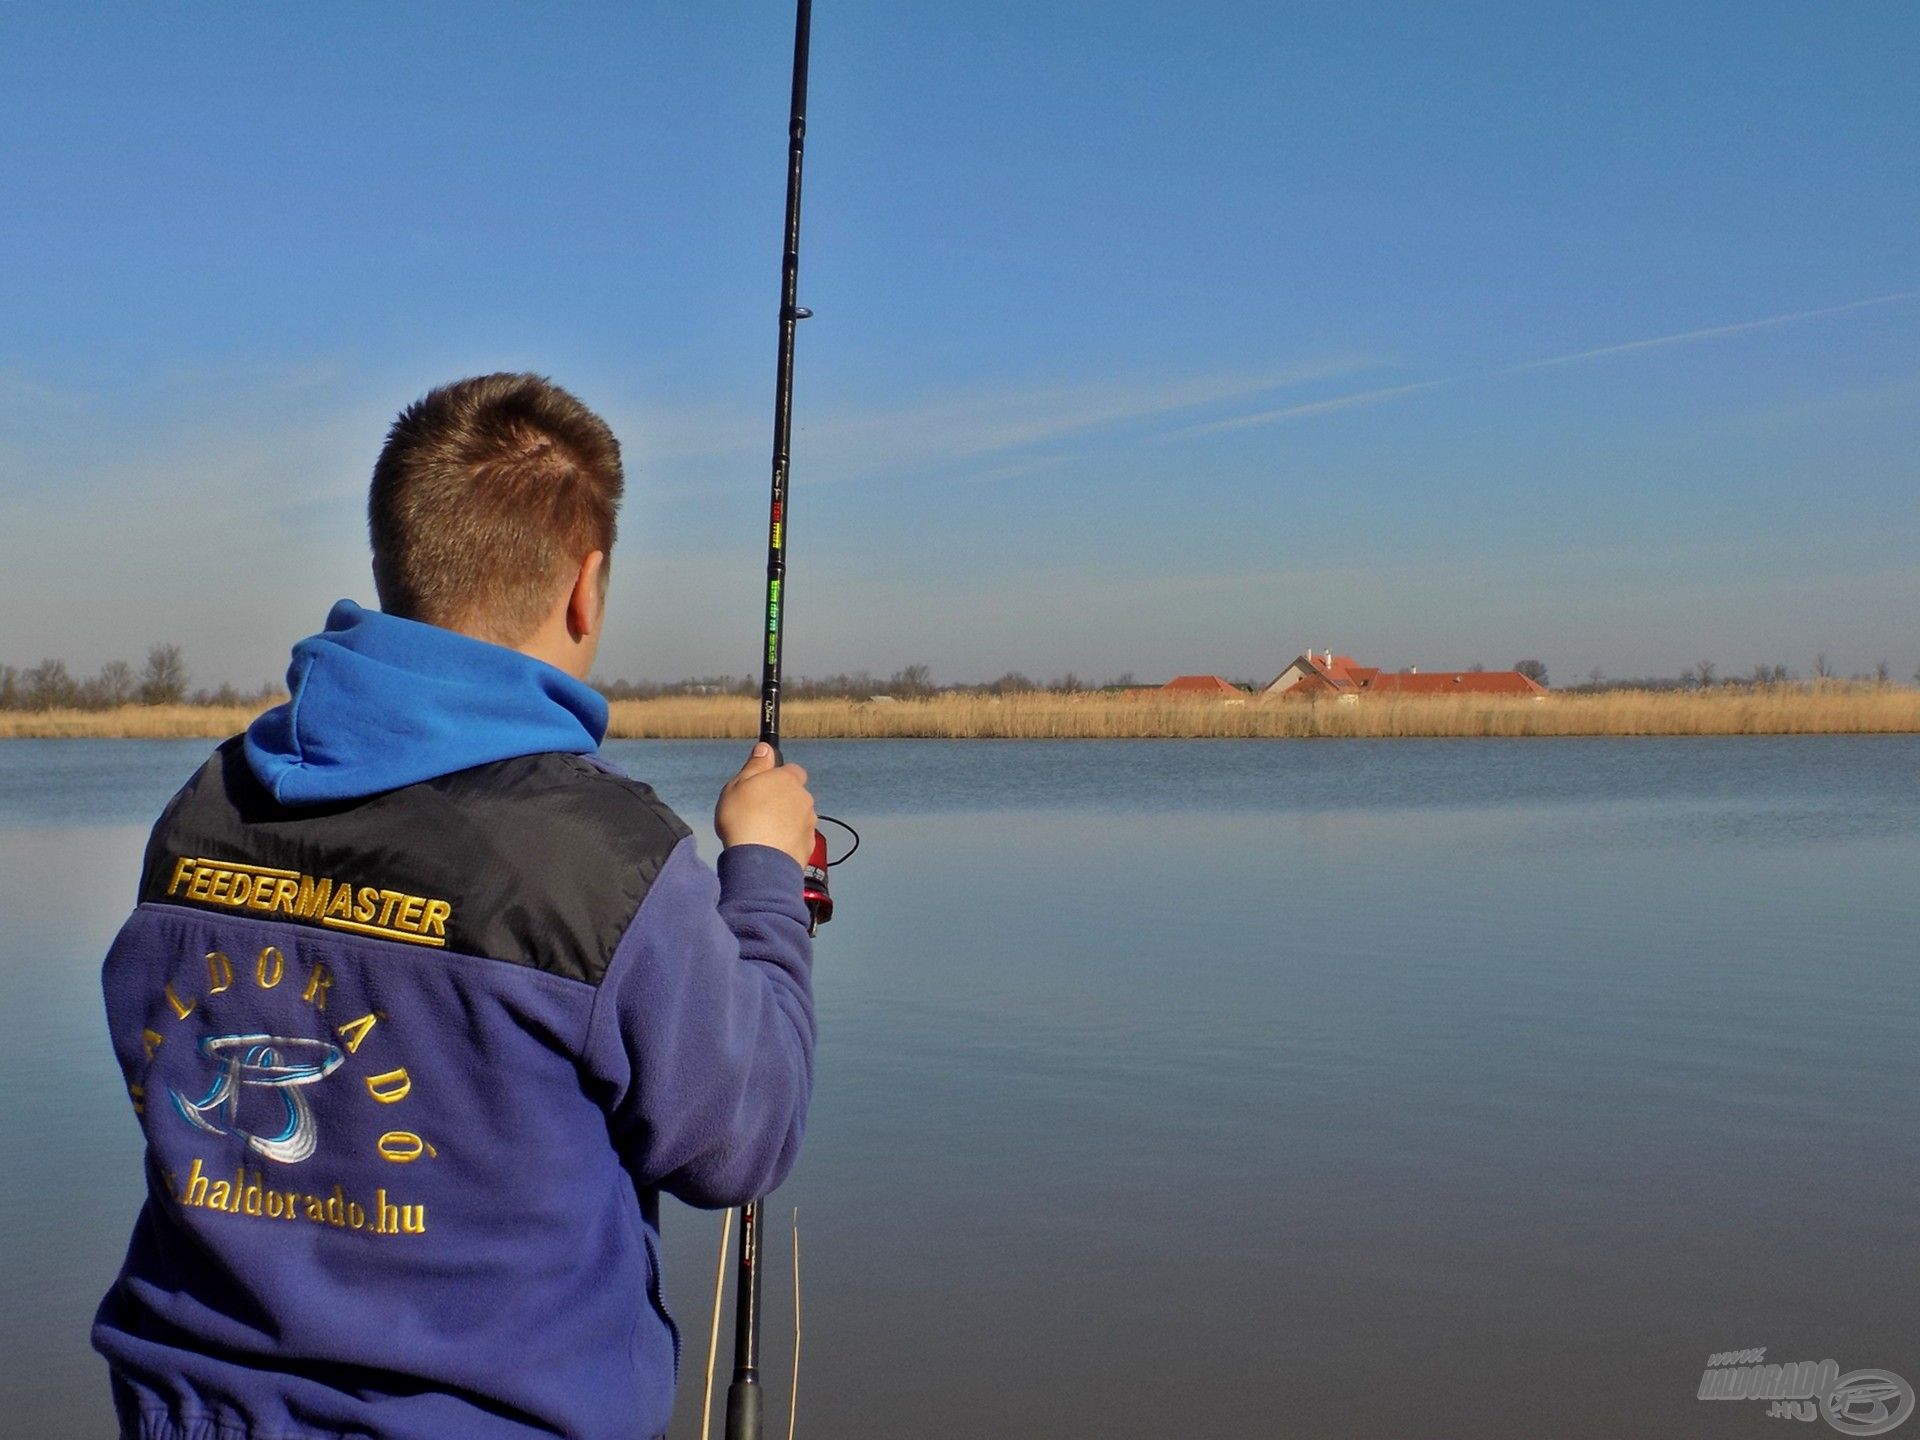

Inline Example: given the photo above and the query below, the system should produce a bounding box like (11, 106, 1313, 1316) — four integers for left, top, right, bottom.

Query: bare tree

(1874, 659, 1890, 685)
(139, 644, 188, 704)
(790, 670, 877, 700)
(1812, 651, 1833, 680)
(1694, 660, 1716, 688)
(1513, 659, 1547, 685)
(888, 664, 934, 697)
(22, 659, 78, 710)
(0, 665, 17, 710)
(1587, 667, 1604, 689)
(91, 659, 137, 708)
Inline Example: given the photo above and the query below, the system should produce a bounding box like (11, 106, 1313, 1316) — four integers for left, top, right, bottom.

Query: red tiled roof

(1300, 655, 1359, 689)
(1360, 671, 1547, 695)
(1160, 674, 1243, 694)
(1266, 651, 1548, 697)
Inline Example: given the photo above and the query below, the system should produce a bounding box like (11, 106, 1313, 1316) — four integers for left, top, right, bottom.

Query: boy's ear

(567, 551, 606, 640)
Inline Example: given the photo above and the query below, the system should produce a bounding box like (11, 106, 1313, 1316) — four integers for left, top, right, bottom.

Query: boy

(93, 373, 818, 1440)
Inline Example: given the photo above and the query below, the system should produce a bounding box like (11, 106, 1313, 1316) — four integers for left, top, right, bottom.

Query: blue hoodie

(94, 602, 815, 1440)
(245, 600, 609, 804)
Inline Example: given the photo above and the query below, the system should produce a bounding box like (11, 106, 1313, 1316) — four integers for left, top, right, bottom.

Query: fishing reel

(802, 815, 858, 935)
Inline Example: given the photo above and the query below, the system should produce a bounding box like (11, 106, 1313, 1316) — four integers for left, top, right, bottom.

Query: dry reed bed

(0, 703, 270, 739)
(1, 688, 1915, 741)
(607, 688, 1920, 740)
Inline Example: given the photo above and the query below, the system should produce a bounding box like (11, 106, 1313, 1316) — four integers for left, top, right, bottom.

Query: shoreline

(2, 689, 1917, 741)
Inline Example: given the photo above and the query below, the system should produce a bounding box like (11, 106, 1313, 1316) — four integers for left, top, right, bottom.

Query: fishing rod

(727, 4, 826, 1438)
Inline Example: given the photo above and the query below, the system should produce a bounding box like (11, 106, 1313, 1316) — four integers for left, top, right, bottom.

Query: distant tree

(1467, 662, 1486, 673)
(1103, 672, 1135, 691)
(90, 659, 137, 708)
(1812, 651, 1833, 680)
(985, 671, 1036, 695)
(1513, 659, 1547, 685)
(595, 676, 651, 701)
(139, 644, 188, 704)
(888, 664, 934, 697)
(1694, 660, 1716, 688)
(189, 683, 247, 707)
(1874, 659, 1890, 685)
(597, 672, 761, 700)
(1050, 671, 1082, 694)
(0, 665, 17, 710)
(1586, 667, 1604, 689)
(22, 659, 78, 710)
(792, 670, 877, 700)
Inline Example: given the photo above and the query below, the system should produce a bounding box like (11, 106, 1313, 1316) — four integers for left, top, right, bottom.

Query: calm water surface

(2, 737, 1916, 1438)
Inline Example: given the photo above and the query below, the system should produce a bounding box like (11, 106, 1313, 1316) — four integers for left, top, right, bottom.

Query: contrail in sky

(1171, 287, 1920, 438)
(1172, 380, 1454, 439)
(1507, 289, 1920, 372)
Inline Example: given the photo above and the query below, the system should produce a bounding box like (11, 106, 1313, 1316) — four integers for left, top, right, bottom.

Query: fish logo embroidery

(170, 1034, 346, 1164)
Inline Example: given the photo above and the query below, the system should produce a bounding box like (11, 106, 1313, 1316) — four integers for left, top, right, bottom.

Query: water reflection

(0, 741, 1915, 1438)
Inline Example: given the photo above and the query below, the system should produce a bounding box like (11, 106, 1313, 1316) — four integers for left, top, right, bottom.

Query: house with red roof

(1360, 670, 1546, 696)
(1157, 674, 1245, 696)
(1263, 651, 1374, 697)
(1263, 650, 1546, 699)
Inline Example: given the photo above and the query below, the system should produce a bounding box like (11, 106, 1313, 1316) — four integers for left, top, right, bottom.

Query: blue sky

(1, 1, 1915, 688)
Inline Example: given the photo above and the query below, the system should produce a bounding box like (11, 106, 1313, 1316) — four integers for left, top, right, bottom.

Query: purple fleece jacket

(93, 604, 816, 1440)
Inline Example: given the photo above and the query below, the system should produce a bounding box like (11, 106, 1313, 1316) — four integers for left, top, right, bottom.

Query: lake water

(2, 737, 1916, 1438)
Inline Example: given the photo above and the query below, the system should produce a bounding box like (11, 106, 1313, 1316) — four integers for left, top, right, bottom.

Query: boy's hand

(715, 742, 817, 867)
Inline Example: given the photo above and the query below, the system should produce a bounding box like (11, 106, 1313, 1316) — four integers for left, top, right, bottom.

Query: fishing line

(815, 814, 858, 866)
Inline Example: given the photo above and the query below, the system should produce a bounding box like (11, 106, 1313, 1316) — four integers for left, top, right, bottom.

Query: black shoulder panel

(139, 739, 691, 985)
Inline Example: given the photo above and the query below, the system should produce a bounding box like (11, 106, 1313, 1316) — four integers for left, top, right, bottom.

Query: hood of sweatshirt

(244, 599, 608, 805)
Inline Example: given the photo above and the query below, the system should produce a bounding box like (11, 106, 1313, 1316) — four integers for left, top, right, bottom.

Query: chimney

(1323, 649, 1332, 668)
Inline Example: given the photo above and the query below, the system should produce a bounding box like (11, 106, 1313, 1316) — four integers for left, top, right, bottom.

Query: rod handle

(724, 1375, 762, 1440)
